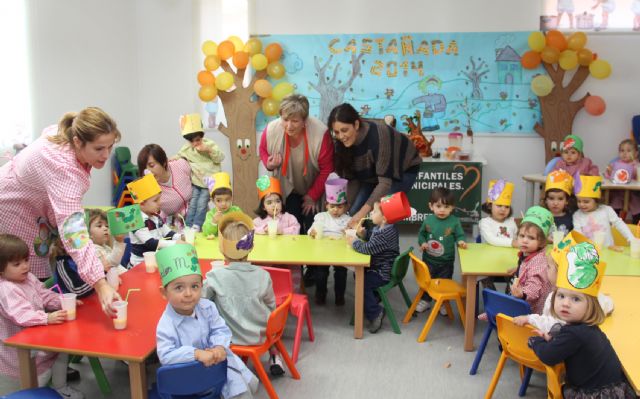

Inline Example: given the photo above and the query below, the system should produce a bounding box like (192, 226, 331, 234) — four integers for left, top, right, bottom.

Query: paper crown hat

(179, 113, 204, 136)
(218, 212, 255, 260)
(574, 175, 602, 199)
(379, 192, 411, 224)
(552, 231, 606, 297)
(545, 170, 574, 195)
(204, 172, 232, 195)
(256, 176, 281, 200)
(521, 205, 554, 236)
(107, 205, 144, 235)
(156, 244, 202, 287)
(325, 178, 348, 205)
(127, 174, 162, 203)
(561, 134, 583, 153)
(487, 179, 514, 206)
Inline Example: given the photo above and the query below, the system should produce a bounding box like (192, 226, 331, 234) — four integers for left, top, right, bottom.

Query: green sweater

(202, 205, 243, 237)
(177, 138, 225, 187)
(418, 214, 465, 266)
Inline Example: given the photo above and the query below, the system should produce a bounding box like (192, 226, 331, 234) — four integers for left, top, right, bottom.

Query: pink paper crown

(325, 178, 348, 205)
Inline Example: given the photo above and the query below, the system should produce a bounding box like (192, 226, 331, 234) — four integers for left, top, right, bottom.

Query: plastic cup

(143, 251, 157, 273)
(630, 239, 640, 259)
(345, 228, 357, 247)
(61, 293, 77, 321)
(552, 231, 564, 246)
(184, 227, 196, 245)
(593, 232, 606, 247)
(106, 268, 120, 290)
(112, 300, 128, 330)
(267, 220, 278, 238)
(315, 225, 324, 240)
(211, 260, 225, 269)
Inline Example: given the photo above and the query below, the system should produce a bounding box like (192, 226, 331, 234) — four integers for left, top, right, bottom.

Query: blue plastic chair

(148, 360, 227, 399)
(469, 289, 533, 395)
(0, 387, 61, 398)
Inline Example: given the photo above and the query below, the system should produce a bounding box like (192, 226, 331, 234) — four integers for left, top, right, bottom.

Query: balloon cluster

(197, 36, 294, 116)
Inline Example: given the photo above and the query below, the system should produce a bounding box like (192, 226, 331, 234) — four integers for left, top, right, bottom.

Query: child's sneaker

(415, 299, 431, 313)
(269, 354, 285, 377)
(439, 306, 448, 316)
(55, 385, 84, 399)
(368, 309, 385, 333)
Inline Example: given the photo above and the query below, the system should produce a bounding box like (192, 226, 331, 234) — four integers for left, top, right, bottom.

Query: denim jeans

(348, 169, 419, 216)
(364, 271, 387, 320)
(185, 185, 209, 228)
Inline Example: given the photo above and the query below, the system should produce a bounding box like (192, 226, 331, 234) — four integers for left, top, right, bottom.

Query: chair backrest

(115, 146, 132, 166)
(408, 252, 431, 291)
(543, 156, 561, 175)
(262, 266, 292, 304)
(390, 247, 413, 282)
(265, 294, 293, 345)
(483, 288, 531, 328)
(612, 223, 638, 246)
(156, 360, 227, 399)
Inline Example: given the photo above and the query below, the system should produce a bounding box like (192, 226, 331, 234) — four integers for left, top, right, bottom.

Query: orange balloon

(232, 52, 249, 69)
(264, 43, 283, 63)
(577, 49, 594, 66)
(199, 86, 217, 102)
(217, 40, 235, 60)
(197, 71, 215, 86)
(521, 51, 542, 69)
(585, 95, 606, 116)
(541, 46, 560, 64)
(253, 79, 273, 98)
(204, 55, 221, 71)
(546, 30, 567, 52)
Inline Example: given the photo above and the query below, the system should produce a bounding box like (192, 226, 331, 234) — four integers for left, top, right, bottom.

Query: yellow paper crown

(554, 231, 607, 297)
(218, 212, 255, 260)
(127, 174, 162, 203)
(487, 179, 514, 206)
(206, 172, 232, 195)
(180, 113, 204, 136)
(575, 175, 602, 199)
(545, 170, 573, 195)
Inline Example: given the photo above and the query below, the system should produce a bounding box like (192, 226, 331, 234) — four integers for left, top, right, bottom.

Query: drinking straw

(51, 284, 63, 295)
(125, 288, 141, 302)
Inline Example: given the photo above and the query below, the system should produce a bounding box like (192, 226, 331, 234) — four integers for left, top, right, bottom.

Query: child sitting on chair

(541, 170, 576, 236)
(552, 134, 599, 176)
(202, 172, 242, 238)
(308, 178, 351, 306)
(479, 179, 518, 248)
(203, 212, 287, 377)
(604, 138, 640, 223)
(156, 243, 258, 399)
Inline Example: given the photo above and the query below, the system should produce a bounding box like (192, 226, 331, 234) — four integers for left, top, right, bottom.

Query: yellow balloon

(202, 40, 217, 56)
(559, 50, 578, 70)
(199, 85, 217, 102)
(267, 62, 286, 79)
(528, 31, 545, 52)
(567, 32, 587, 51)
(253, 79, 273, 98)
(531, 75, 554, 97)
(589, 59, 611, 79)
(244, 38, 263, 56)
(204, 55, 221, 71)
(228, 36, 244, 52)
(272, 82, 294, 101)
(262, 98, 280, 116)
(215, 72, 234, 91)
(251, 54, 268, 71)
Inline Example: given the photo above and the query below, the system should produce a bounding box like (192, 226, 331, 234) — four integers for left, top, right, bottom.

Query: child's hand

(346, 235, 357, 246)
(608, 245, 624, 253)
(506, 267, 517, 275)
(194, 349, 217, 367)
(213, 211, 223, 224)
(76, 300, 84, 306)
(206, 346, 227, 364)
(457, 240, 467, 249)
(512, 315, 529, 326)
(510, 278, 523, 298)
(114, 234, 125, 243)
(48, 310, 67, 324)
(420, 242, 429, 252)
(356, 225, 366, 238)
(533, 329, 552, 342)
(206, 234, 215, 240)
(309, 228, 316, 238)
(605, 165, 613, 177)
(175, 240, 187, 245)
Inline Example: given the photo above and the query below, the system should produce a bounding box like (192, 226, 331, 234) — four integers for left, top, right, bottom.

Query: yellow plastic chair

(612, 223, 639, 246)
(484, 314, 565, 399)
(402, 252, 466, 342)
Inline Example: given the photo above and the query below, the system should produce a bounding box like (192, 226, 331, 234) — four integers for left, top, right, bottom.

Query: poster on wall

(255, 32, 543, 135)
(541, 0, 640, 31)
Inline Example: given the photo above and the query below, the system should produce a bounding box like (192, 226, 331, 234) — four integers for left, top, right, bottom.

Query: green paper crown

(107, 205, 144, 236)
(521, 205, 554, 236)
(156, 244, 201, 286)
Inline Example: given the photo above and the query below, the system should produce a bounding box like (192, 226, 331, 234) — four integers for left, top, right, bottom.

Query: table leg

(464, 275, 478, 352)
(129, 361, 147, 399)
(604, 189, 610, 205)
(17, 348, 37, 389)
(354, 266, 364, 339)
(623, 191, 630, 214)
(525, 181, 534, 209)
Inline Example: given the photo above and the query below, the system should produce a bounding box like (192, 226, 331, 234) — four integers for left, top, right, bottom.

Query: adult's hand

(301, 194, 319, 215)
(266, 152, 283, 171)
(94, 279, 121, 317)
(347, 204, 372, 229)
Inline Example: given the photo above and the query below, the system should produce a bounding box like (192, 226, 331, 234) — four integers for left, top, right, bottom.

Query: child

(513, 231, 614, 333)
(557, 0, 575, 28)
(605, 139, 640, 223)
(528, 239, 635, 398)
(202, 172, 242, 238)
(127, 174, 183, 267)
(542, 170, 576, 235)
(87, 209, 127, 273)
(155, 243, 257, 399)
(0, 234, 83, 398)
(634, 0, 640, 31)
(347, 194, 403, 333)
(552, 134, 599, 176)
(177, 113, 225, 229)
(202, 212, 285, 377)
(479, 179, 518, 247)
(572, 175, 635, 248)
(593, 0, 616, 30)
(308, 178, 351, 305)
(253, 176, 300, 235)
(416, 187, 467, 313)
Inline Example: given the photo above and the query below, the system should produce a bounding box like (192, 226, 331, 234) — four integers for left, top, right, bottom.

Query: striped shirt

(128, 212, 178, 267)
(53, 256, 95, 298)
(352, 224, 399, 281)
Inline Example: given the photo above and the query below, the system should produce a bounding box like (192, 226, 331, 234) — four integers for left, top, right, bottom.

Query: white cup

(61, 293, 77, 321)
(143, 251, 157, 273)
(593, 232, 606, 247)
(552, 231, 564, 246)
(112, 300, 128, 330)
(106, 268, 119, 290)
(630, 238, 640, 259)
(184, 227, 196, 245)
(345, 228, 357, 247)
(267, 220, 278, 238)
(211, 260, 225, 269)
(315, 225, 324, 240)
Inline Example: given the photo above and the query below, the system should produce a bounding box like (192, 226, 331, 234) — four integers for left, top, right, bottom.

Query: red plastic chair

(262, 266, 314, 363)
(231, 294, 300, 399)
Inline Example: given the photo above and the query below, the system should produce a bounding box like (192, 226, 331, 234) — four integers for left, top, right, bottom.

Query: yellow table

(194, 234, 371, 338)
(458, 243, 640, 351)
(600, 276, 640, 395)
